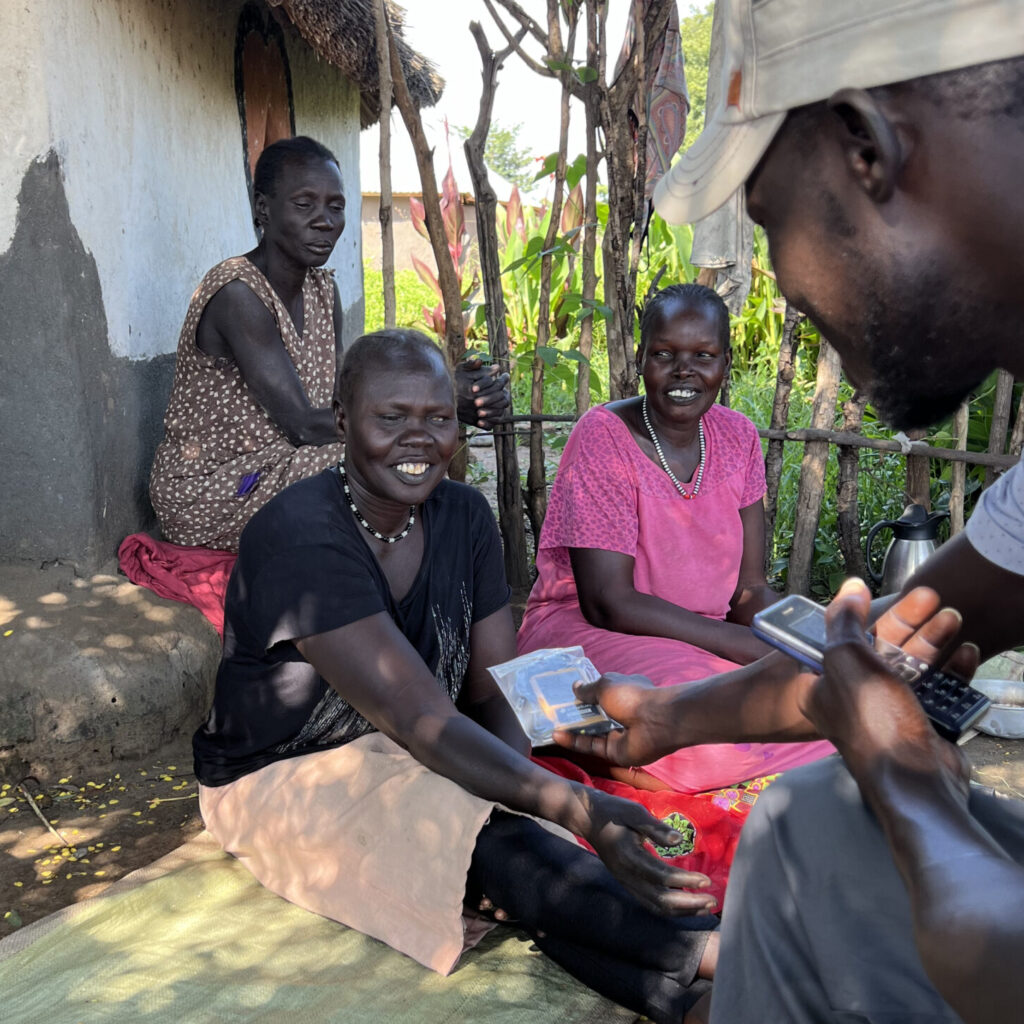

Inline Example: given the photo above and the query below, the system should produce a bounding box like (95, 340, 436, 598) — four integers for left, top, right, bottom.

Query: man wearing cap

(557, 1, 1024, 1021)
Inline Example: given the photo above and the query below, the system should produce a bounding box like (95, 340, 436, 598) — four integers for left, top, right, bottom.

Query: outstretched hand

(804, 579, 978, 784)
(582, 789, 718, 917)
(551, 672, 677, 767)
(454, 356, 511, 428)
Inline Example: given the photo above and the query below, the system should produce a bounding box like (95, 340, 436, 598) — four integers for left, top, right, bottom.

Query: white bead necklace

(339, 463, 416, 543)
(641, 395, 706, 500)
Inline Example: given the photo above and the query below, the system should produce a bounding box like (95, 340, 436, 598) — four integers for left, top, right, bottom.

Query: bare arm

(294, 608, 717, 915)
(903, 531, 1024, 658)
(813, 581, 1024, 1024)
(455, 604, 530, 755)
(569, 500, 773, 665)
(552, 654, 820, 766)
(196, 282, 336, 446)
(552, 586, 971, 766)
(725, 500, 778, 625)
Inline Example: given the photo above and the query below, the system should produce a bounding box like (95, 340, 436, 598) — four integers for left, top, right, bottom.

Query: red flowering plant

(408, 157, 481, 341)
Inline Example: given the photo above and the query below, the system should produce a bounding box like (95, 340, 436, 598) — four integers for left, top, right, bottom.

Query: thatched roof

(268, 0, 444, 128)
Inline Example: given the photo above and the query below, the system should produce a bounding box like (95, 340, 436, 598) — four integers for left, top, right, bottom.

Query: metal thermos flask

(865, 504, 948, 596)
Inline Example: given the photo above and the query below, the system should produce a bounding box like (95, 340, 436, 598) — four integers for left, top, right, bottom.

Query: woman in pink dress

(518, 284, 832, 793)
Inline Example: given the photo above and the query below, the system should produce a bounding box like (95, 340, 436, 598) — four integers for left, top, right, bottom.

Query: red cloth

(532, 755, 780, 908)
(118, 533, 236, 638)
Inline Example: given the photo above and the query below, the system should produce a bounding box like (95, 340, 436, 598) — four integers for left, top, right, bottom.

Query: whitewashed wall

(0, 0, 362, 361)
(0, 0, 364, 565)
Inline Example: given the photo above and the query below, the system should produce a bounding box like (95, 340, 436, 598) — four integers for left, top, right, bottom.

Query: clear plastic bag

(487, 646, 616, 746)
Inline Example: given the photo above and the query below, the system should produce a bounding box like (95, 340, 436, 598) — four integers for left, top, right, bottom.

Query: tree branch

(386, 17, 464, 361)
(465, 20, 531, 587)
(484, 0, 555, 79)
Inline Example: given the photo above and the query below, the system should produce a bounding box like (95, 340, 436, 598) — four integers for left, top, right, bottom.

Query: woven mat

(0, 832, 635, 1024)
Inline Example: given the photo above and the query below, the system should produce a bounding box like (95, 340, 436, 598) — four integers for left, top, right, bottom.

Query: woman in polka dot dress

(151, 136, 510, 552)
(150, 137, 347, 551)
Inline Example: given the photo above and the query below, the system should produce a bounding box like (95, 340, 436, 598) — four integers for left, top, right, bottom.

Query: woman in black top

(194, 329, 718, 1023)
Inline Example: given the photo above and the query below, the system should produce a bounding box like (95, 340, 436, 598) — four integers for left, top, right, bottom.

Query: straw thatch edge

(267, 0, 444, 128)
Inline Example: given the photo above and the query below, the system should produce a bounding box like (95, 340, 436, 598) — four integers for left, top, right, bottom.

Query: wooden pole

(787, 340, 842, 595)
(385, 17, 468, 479)
(1009, 388, 1024, 458)
(986, 369, 1015, 487)
(598, 0, 674, 399)
(500, 415, 1021, 470)
(836, 391, 869, 580)
(373, 0, 396, 328)
(523, 1, 577, 546)
(763, 304, 802, 575)
(950, 401, 970, 536)
(904, 428, 931, 509)
(465, 21, 531, 588)
(574, 0, 601, 418)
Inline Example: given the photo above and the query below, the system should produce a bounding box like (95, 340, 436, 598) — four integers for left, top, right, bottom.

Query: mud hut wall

(0, 0, 362, 569)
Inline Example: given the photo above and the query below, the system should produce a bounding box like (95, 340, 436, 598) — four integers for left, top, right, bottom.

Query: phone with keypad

(752, 595, 990, 742)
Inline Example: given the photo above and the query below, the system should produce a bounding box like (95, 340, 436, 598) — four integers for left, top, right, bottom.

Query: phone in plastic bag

(487, 647, 617, 746)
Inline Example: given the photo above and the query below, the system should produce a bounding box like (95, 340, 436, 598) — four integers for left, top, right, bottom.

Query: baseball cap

(654, 0, 1024, 225)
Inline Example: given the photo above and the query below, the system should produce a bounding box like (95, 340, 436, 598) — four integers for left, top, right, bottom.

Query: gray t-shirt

(966, 458, 1024, 574)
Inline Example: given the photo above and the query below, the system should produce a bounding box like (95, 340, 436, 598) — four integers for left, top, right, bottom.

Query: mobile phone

(751, 594, 834, 671)
(752, 595, 990, 742)
(530, 668, 617, 736)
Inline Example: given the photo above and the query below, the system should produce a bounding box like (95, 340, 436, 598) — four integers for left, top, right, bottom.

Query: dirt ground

(0, 735, 202, 938)
(3, 727, 1022, 941)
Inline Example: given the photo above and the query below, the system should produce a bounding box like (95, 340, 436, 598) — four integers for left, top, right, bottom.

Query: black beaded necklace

(338, 463, 416, 544)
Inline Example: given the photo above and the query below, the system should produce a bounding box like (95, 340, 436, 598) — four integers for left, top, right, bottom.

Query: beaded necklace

(338, 463, 416, 543)
(641, 395, 706, 500)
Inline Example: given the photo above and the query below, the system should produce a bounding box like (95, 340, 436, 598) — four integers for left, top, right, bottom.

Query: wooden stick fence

(493, 416, 1019, 470)
(488, 342, 1019, 596)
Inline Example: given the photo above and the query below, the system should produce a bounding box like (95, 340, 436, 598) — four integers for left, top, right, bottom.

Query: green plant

(498, 182, 607, 415)
(363, 264, 441, 333)
(408, 158, 480, 340)
(679, 4, 715, 151)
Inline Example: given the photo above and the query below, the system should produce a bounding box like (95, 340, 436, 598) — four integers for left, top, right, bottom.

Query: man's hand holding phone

(803, 579, 980, 785)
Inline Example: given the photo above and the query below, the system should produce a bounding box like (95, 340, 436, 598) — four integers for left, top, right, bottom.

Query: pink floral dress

(518, 404, 833, 793)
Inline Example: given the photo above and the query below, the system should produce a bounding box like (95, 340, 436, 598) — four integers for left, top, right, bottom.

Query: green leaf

(566, 153, 588, 190)
(559, 292, 583, 314)
(536, 345, 561, 367)
(3, 910, 22, 929)
(532, 153, 559, 182)
(545, 58, 574, 74)
(574, 65, 598, 84)
(561, 349, 590, 364)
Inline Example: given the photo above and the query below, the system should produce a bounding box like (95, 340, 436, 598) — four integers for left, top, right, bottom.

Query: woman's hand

(580, 789, 718, 917)
(551, 672, 678, 767)
(455, 357, 510, 428)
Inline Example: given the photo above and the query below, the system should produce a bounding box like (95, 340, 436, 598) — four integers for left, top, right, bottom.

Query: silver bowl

(972, 679, 1024, 740)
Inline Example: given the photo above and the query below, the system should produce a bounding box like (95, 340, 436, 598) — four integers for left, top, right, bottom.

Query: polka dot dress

(150, 257, 343, 551)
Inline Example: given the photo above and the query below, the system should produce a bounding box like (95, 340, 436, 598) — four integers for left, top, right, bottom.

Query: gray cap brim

(653, 109, 786, 225)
